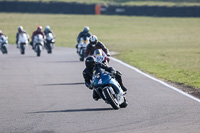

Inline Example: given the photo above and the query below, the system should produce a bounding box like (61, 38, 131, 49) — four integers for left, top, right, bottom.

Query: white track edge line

(110, 57, 200, 103)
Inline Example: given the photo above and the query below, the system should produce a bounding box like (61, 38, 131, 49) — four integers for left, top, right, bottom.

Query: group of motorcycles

(1, 32, 128, 110)
(0, 32, 55, 56)
(76, 37, 128, 110)
(77, 36, 108, 64)
(32, 33, 55, 56)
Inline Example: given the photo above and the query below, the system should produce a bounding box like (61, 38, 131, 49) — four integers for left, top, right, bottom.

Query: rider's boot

(115, 71, 127, 92)
(93, 90, 100, 101)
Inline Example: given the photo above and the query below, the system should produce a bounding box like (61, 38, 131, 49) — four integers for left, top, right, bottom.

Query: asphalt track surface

(0, 45, 200, 133)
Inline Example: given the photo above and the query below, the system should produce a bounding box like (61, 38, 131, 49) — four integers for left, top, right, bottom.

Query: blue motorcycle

(91, 65, 128, 110)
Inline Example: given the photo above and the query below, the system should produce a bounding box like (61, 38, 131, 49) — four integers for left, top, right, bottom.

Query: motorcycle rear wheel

(119, 97, 128, 108)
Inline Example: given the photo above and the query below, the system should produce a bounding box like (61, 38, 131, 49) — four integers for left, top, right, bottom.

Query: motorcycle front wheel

(1, 46, 8, 54)
(79, 49, 85, 61)
(20, 44, 25, 55)
(36, 45, 41, 57)
(103, 88, 120, 110)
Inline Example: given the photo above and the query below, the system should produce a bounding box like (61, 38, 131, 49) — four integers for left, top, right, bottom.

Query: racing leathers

(83, 63, 127, 100)
(44, 30, 55, 46)
(16, 30, 29, 48)
(30, 30, 45, 48)
(44, 30, 55, 38)
(76, 31, 91, 50)
(77, 31, 91, 44)
(85, 41, 110, 57)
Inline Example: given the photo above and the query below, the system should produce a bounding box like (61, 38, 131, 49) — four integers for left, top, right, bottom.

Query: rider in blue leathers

(83, 56, 127, 101)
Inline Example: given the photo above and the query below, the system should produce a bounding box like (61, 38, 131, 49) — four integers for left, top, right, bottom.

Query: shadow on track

(30, 108, 113, 113)
(41, 82, 84, 86)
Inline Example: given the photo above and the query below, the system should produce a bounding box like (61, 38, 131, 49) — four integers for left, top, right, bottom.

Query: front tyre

(36, 45, 41, 57)
(79, 49, 85, 61)
(46, 43, 52, 54)
(2, 45, 8, 54)
(103, 88, 120, 110)
(20, 44, 25, 55)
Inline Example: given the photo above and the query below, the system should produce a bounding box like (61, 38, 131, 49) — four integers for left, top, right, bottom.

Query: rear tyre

(120, 97, 128, 108)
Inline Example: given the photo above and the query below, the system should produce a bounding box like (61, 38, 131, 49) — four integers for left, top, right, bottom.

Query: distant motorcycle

(17, 33, 29, 55)
(91, 64, 128, 110)
(33, 34, 44, 57)
(0, 35, 8, 54)
(45, 32, 55, 54)
(93, 49, 109, 65)
(77, 37, 89, 61)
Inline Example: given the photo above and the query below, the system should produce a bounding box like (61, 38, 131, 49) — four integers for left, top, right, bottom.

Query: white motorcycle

(33, 34, 44, 57)
(0, 35, 8, 54)
(17, 33, 29, 55)
(78, 37, 89, 61)
(93, 49, 109, 65)
(45, 32, 55, 54)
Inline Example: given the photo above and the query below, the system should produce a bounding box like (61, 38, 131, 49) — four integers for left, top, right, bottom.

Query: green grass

(1, 0, 200, 6)
(0, 13, 200, 89)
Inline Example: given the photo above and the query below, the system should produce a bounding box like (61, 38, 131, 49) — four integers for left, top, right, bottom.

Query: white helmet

(18, 26, 23, 32)
(89, 35, 98, 44)
(83, 26, 89, 33)
(45, 25, 50, 31)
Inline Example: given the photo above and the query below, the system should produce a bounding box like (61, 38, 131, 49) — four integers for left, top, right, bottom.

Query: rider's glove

(116, 71, 122, 76)
(111, 70, 116, 78)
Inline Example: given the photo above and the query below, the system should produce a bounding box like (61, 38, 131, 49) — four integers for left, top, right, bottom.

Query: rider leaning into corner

(76, 26, 92, 51)
(85, 35, 110, 58)
(82, 56, 127, 101)
(30, 26, 46, 49)
(16, 26, 29, 48)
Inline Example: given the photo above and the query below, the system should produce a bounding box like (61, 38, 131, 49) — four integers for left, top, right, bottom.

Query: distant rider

(44, 25, 55, 38)
(44, 25, 55, 46)
(83, 56, 127, 101)
(85, 35, 110, 57)
(76, 26, 91, 52)
(16, 26, 29, 48)
(0, 30, 6, 36)
(30, 26, 46, 49)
